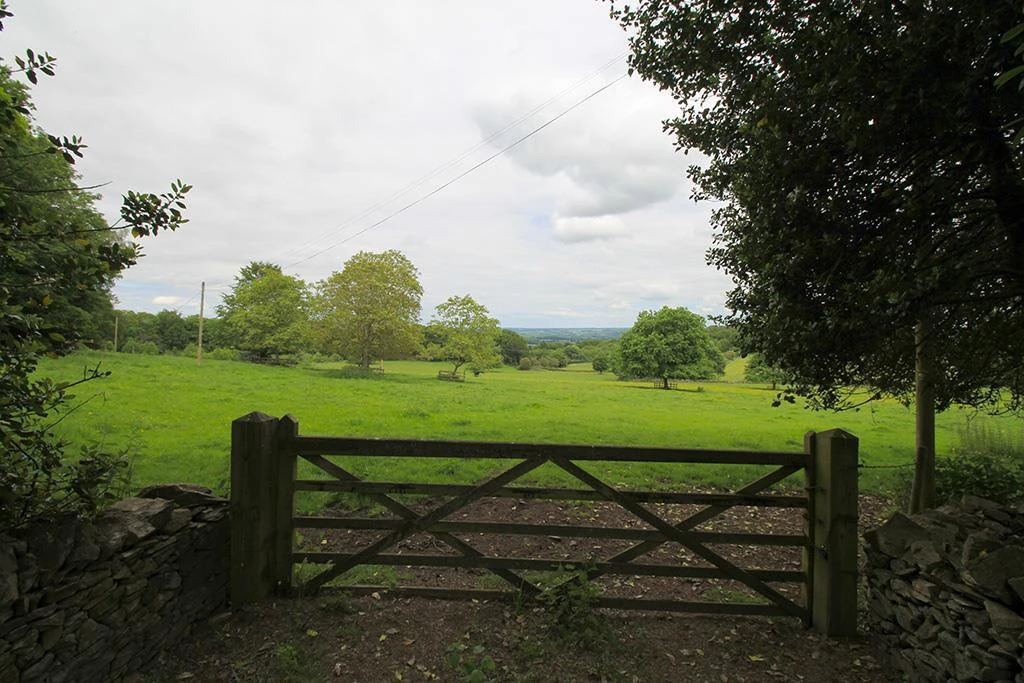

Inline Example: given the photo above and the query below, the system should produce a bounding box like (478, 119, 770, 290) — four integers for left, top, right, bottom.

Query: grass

(39, 351, 1023, 498)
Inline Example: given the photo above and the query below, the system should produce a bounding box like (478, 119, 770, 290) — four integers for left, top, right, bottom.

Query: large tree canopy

(427, 295, 501, 376)
(612, 1, 1024, 509)
(217, 262, 308, 361)
(616, 306, 724, 388)
(313, 250, 422, 368)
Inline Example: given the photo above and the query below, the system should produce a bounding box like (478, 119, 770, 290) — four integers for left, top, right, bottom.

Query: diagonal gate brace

(551, 456, 805, 619)
(302, 455, 548, 593)
(300, 454, 542, 596)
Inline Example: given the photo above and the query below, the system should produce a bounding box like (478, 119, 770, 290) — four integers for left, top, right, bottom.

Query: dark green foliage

(153, 309, 190, 352)
(615, 306, 724, 388)
(218, 262, 309, 361)
(612, 0, 1024, 412)
(743, 353, 789, 390)
(534, 565, 612, 652)
(0, 4, 190, 528)
(935, 424, 1024, 505)
(444, 641, 497, 683)
(497, 328, 529, 366)
(706, 325, 739, 355)
(591, 355, 609, 373)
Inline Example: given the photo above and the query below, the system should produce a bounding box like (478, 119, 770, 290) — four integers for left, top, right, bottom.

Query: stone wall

(0, 484, 230, 682)
(863, 495, 1024, 682)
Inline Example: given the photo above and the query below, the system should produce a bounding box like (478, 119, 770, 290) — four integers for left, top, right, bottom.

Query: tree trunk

(662, 376, 669, 390)
(910, 318, 936, 513)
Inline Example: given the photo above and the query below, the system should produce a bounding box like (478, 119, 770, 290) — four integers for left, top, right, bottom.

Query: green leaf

(1000, 22, 1024, 43)
(995, 64, 1024, 88)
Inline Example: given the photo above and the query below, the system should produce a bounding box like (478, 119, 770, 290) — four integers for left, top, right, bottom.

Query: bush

(207, 347, 241, 361)
(518, 357, 534, 371)
(897, 422, 1024, 507)
(120, 339, 160, 355)
(934, 423, 1024, 506)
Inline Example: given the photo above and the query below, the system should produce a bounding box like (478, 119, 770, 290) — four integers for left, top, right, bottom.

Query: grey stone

(911, 577, 940, 602)
(908, 539, 945, 571)
(68, 523, 101, 566)
(107, 498, 174, 532)
(93, 511, 155, 556)
(986, 600, 1024, 633)
(865, 512, 930, 558)
(20, 651, 54, 681)
(39, 626, 61, 651)
(1009, 576, 1024, 605)
(137, 484, 225, 508)
(163, 508, 192, 534)
(963, 531, 1004, 566)
(0, 545, 18, 606)
(26, 518, 77, 572)
(956, 649, 986, 681)
(193, 507, 226, 523)
(966, 546, 1024, 602)
(962, 495, 1013, 523)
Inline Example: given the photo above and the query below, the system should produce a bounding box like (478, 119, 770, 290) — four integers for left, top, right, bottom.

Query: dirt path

(144, 495, 898, 682)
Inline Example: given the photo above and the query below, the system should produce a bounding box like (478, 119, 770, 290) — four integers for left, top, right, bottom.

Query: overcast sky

(7, 1, 731, 328)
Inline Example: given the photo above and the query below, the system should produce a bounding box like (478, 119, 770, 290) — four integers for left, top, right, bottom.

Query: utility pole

(196, 281, 205, 366)
(113, 313, 119, 352)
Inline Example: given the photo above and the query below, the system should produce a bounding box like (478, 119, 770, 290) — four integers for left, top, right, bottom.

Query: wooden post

(230, 412, 280, 604)
(802, 431, 817, 628)
(809, 428, 859, 637)
(274, 415, 299, 595)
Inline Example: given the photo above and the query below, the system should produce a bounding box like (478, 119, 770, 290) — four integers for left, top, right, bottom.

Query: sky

(7, 1, 732, 328)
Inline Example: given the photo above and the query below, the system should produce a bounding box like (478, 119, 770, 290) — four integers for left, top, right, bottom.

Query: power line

(283, 73, 628, 269)
(170, 62, 630, 313)
(274, 52, 628, 261)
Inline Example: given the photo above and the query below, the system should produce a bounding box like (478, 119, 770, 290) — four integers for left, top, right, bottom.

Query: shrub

(896, 421, 1024, 507)
(207, 347, 241, 361)
(120, 339, 160, 355)
(934, 422, 1024, 506)
(518, 357, 533, 371)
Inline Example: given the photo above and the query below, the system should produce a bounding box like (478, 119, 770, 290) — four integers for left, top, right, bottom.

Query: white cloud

(552, 215, 629, 243)
(7, 0, 730, 328)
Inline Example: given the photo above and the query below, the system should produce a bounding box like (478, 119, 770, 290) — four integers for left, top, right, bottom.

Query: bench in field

(437, 370, 465, 382)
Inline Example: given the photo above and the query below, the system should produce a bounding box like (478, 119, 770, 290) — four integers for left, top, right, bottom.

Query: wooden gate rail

(230, 412, 859, 636)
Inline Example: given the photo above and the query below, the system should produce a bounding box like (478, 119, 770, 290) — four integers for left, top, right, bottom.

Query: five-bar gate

(229, 413, 859, 636)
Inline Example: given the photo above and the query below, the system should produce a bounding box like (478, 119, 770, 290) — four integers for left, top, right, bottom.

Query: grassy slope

(41, 352, 1018, 499)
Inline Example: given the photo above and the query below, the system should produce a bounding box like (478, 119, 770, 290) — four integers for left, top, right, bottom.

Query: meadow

(39, 350, 1020, 501)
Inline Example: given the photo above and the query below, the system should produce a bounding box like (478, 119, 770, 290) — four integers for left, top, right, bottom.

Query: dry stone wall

(0, 484, 230, 682)
(864, 495, 1024, 682)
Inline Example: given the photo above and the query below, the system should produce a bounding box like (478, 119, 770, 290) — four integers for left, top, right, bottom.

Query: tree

(613, 1, 1024, 511)
(615, 307, 724, 389)
(743, 354, 789, 391)
(1, 2, 191, 527)
(427, 295, 501, 376)
(217, 263, 308, 361)
(153, 309, 190, 352)
(591, 355, 610, 374)
(497, 329, 529, 366)
(313, 250, 422, 368)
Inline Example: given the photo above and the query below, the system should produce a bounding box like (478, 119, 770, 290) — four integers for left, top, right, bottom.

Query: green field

(39, 351, 1020, 500)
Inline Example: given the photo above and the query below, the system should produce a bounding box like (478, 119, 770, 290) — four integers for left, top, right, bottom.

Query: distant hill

(509, 328, 626, 343)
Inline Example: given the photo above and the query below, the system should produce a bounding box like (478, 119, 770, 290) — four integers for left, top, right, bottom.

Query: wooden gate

(229, 413, 859, 636)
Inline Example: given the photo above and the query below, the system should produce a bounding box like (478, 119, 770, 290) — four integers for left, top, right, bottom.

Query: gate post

(230, 411, 280, 604)
(809, 428, 859, 636)
(274, 415, 299, 595)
